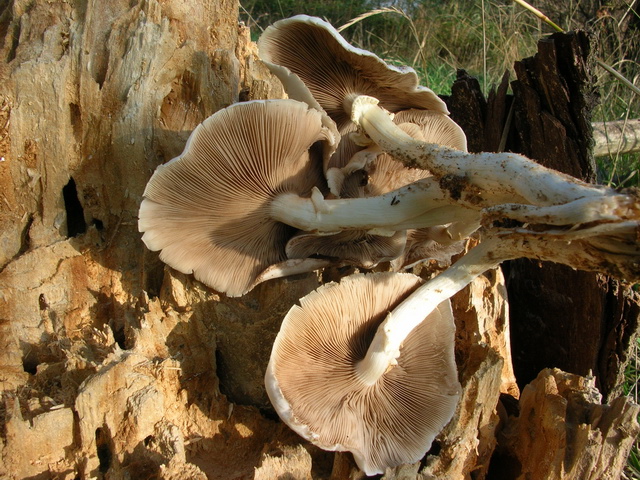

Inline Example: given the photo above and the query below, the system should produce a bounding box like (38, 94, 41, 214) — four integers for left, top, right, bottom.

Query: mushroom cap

(285, 229, 407, 268)
(138, 99, 337, 297)
(333, 110, 467, 193)
(394, 109, 468, 152)
(265, 272, 460, 475)
(258, 15, 448, 133)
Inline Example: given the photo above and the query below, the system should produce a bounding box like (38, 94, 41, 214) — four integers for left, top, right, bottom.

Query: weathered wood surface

(0, 4, 637, 480)
(593, 118, 640, 157)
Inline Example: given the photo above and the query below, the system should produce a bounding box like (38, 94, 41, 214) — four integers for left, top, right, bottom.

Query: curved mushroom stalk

(268, 180, 480, 233)
(266, 273, 460, 476)
(350, 95, 612, 207)
(356, 215, 640, 385)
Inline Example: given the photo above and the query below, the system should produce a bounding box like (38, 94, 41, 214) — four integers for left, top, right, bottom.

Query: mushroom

(267, 205, 640, 473)
(257, 14, 448, 135)
(285, 111, 470, 270)
(138, 98, 482, 297)
(138, 99, 338, 297)
(265, 272, 460, 475)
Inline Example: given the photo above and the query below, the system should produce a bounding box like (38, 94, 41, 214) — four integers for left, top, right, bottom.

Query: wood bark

(0, 4, 637, 480)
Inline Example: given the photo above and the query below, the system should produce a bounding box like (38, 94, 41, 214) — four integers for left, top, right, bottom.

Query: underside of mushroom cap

(138, 99, 337, 297)
(258, 15, 448, 132)
(285, 229, 407, 268)
(265, 272, 460, 475)
(394, 109, 468, 152)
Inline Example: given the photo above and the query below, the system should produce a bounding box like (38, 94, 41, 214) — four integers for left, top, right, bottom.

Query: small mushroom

(138, 99, 338, 297)
(265, 272, 460, 475)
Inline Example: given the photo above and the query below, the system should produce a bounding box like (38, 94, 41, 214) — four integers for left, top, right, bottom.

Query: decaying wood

(492, 368, 640, 480)
(592, 119, 640, 157)
(448, 30, 640, 402)
(0, 3, 637, 480)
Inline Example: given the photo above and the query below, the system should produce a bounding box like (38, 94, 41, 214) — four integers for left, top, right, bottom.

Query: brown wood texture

(447, 30, 640, 402)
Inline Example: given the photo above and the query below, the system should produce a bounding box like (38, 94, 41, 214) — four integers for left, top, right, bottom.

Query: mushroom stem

(355, 237, 509, 386)
(356, 222, 640, 386)
(350, 95, 609, 207)
(269, 179, 478, 232)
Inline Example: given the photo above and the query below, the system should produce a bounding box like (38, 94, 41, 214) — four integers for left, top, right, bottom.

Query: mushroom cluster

(139, 14, 640, 476)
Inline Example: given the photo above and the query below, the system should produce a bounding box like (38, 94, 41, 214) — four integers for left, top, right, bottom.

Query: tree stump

(0, 3, 637, 479)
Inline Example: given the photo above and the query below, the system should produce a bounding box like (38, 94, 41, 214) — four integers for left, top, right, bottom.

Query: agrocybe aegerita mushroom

(138, 98, 472, 297)
(257, 14, 640, 276)
(138, 99, 339, 297)
(257, 13, 640, 475)
(266, 272, 460, 476)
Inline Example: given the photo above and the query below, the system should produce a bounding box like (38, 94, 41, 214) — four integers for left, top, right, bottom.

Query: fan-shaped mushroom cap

(138, 99, 338, 297)
(258, 15, 448, 134)
(265, 272, 460, 475)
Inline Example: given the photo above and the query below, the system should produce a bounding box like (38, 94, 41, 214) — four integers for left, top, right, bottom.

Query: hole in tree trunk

(62, 177, 87, 237)
(95, 427, 112, 473)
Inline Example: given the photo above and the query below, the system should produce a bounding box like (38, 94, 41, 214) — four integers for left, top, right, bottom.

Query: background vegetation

(240, 1, 640, 477)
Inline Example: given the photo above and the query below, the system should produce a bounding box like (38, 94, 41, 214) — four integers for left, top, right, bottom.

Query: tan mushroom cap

(394, 109, 468, 152)
(258, 15, 448, 133)
(332, 110, 467, 190)
(138, 99, 337, 297)
(265, 272, 460, 476)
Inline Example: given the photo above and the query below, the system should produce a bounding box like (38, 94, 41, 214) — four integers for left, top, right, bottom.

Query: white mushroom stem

(269, 179, 477, 232)
(350, 95, 610, 207)
(354, 236, 509, 386)
(355, 223, 640, 386)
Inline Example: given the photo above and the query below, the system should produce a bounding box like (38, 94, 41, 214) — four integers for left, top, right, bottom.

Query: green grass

(625, 336, 640, 480)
